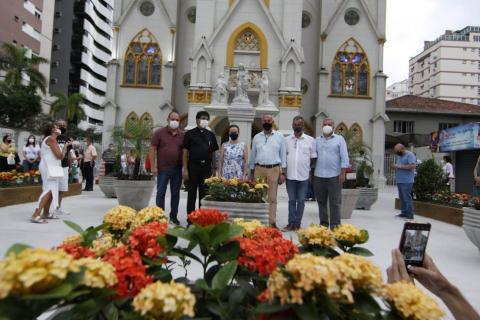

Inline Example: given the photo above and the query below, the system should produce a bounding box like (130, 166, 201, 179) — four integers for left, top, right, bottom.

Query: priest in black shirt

(182, 111, 219, 218)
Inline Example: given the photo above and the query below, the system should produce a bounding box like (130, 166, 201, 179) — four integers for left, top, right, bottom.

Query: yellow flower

(0, 248, 79, 299)
(333, 254, 383, 294)
(229, 178, 239, 186)
(332, 224, 367, 244)
(103, 205, 136, 232)
(133, 281, 196, 320)
(91, 233, 117, 256)
(249, 188, 256, 193)
(205, 176, 222, 184)
(297, 224, 336, 248)
(384, 281, 444, 320)
(255, 183, 269, 189)
(74, 258, 117, 288)
(242, 183, 250, 188)
(234, 218, 263, 237)
(132, 206, 167, 229)
(61, 234, 83, 245)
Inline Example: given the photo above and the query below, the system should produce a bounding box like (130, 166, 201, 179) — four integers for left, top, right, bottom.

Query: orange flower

(187, 208, 228, 227)
(57, 243, 96, 259)
(128, 222, 168, 259)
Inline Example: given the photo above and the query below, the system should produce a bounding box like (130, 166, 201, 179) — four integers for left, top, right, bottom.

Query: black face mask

(293, 126, 303, 133)
(396, 152, 404, 156)
(6, 140, 11, 144)
(229, 133, 239, 140)
(263, 123, 273, 131)
(60, 127, 66, 135)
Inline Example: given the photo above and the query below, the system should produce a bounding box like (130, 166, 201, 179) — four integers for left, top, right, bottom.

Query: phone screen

(399, 222, 431, 266)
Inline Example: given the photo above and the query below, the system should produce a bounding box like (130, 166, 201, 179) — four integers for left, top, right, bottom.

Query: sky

(384, 0, 480, 86)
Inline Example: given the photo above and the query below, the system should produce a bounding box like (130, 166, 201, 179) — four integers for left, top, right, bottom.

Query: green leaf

(194, 226, 211, 249)
(167, 228, 193, 241)
(212, 261, 237, 292)
(63, 220, 84, 234)
(209, 223, 230, 245)
(228, 287, 246, 311)
(254, 302, 291, 314)
(22, 282, 74, 300)
(105, 303, 119, 320)
(5, 243, 31, 257)
(227, 224, 244, 239)
(151, 268, 173, 282)
(296, 303, 317, 320)
(195, 279, 211, 292)
(347, 246, 374, 257)
(171, 247, 204, 265)
(359, 230, 369, 244)
(212, 241, 240, 263)
(165, 233, 178, 247)
(206, 301, 226, 317)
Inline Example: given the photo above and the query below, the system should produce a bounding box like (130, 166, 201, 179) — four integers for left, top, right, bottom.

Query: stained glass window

(330, 38, 370, 97)
(123, 29, 162, 87)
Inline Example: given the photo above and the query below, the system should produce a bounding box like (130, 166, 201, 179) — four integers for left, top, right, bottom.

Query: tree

(413, 158, 447, 201)
(0, 85, 41, 129)
(0, 43, 48, 94)
(342, 128, 374, 188)
(49, 92, 86, 123)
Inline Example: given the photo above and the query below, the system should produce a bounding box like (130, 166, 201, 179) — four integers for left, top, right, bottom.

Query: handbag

(6, 153, 15, 165)
(47, 164, 64, 179)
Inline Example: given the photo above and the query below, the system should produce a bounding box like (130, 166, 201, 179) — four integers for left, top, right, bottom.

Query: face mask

(28, 138, 34, 143)
(60, 127, 66, 135)
(199, 119, 209, 129)
(229, 132, 239, 141)
(322, 125, 333, 136)
(396, 152, 404, 156)
(6, 139, 12, 144)
(169, 120, 179, 130)
(55, 129, 61, 135)
(263, 122, 273, 131)
(293, 126, 303, 133)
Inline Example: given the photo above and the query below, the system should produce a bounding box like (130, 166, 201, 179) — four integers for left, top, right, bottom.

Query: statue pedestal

(227, 102, 256, 147)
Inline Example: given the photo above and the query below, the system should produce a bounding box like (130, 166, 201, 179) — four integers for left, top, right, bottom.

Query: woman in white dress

(31, 124, 68, 223)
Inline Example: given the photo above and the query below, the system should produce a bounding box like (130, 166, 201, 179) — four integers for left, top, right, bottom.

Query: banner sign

(439, 123, 480, 152)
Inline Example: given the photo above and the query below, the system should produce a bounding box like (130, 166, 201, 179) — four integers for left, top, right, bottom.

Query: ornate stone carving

(187, 89, 212, 104)
(233, 63, 250, 103)
(278, 94, 302, 108)
(212, 73, 229, 105)
(257, 73, 274, 106)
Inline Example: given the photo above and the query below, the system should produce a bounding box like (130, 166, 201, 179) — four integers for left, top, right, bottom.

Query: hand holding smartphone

(399, 222, 431, 267)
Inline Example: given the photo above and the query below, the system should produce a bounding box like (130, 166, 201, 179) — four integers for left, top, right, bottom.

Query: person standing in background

(54, 120, 72, 215)
(150, 110, 184, 225)
(392, 143, 416, 219)
(102, 144, 116, 175)
(442, 155, 454, 192)
(22, 135, 40, 172)
(313, 118, 349, 229)
(283, 116, 317, 231)
(249, 114, 287, 228)
(0, 134, 16, 172)
(83, 137, 97, 191)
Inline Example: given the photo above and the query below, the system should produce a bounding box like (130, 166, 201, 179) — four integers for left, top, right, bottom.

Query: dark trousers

(286, 179, 309, 227)
(397, 183, 414, 218)
(156, 166, 182, 219)
(187, 161, 212, 215)
(83, 161, 94, 190)
(313, 176, 342, 228)
(104, 163, 114, 175)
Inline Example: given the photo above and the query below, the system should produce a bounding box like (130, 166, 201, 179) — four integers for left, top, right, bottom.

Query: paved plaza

(0, 186, 478, 318)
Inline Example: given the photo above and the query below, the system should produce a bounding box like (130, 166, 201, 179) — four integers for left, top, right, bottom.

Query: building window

(393, 120, 414, 134)
(139, 1, 155, 16)
(462, 98, 466, 102)
(182, 73, 191, 88)
(54, 11, 62, 17)
(330, 38, 370, 97)
(123, 29, 162, 88)
(301, 11, 311, 28)
(344, 9, 360, 26)
(186, 7, 196, 23)
(439, 123, 458, 131)
(34, 12, 41, 19)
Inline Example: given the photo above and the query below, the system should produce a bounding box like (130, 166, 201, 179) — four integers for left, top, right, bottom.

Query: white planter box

(201, 198, 269, 224)
(99, 176, 117, 198)
(355, 188, 378, 210)
(340, 188, 360, 219)
(463, 207, 480, 251)
(113, 179, 155, 211)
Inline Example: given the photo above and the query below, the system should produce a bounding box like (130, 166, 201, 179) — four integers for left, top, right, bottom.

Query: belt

(191, 159, 210, 164)
(256, 163, 280, 168)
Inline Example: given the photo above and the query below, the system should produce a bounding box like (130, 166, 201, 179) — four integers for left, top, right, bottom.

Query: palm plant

(49, 92, 86, 123)
(342, 128, 374, 187)
(0, 43, 48, 93)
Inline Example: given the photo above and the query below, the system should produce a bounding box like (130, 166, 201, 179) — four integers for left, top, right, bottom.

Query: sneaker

(170, 218, 180, 226)
(282, 224, 294, 231)
(54, 208, 70, 215)
(395, 214, 408, 219)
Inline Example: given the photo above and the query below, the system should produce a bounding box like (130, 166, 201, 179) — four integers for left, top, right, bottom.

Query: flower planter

(462, 207, 480, 251)
(0, 183, 82, 207)
(113, 179, 155, 211)
(340, 188, 360, 219)
(394, 199, 463, 226)
(201, 198, 269, 224)
(99, 176, 117, 198)
(355, 188, 378, 210)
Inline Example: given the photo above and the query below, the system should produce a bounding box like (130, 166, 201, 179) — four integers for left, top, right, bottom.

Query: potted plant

(463, 197, 480, 251)
(112, 121, 155, 210)
(355, 157, 378, 210)
(201, 177, 270, 224)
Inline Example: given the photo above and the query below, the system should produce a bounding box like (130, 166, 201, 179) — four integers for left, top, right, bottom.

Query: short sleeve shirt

(183, 127, 219, 162)
(57, 134, 72, 167)
(84, 144, 97, 162)
(151, 127, 184, 170)
(395, 151, 416, 183)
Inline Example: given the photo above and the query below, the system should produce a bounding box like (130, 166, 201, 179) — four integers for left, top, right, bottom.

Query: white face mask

(169, 120, 179, 130)
(199, 119, 209, 129)
(322, 125, 333, 136)
(28, 139, 34, 143)
(55, 129, 62, 135)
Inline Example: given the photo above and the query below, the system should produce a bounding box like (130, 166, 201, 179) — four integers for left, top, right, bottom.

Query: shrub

(413, 158, 447, 201)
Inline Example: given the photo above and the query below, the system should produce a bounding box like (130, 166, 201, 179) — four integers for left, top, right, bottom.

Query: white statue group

(212, 63, 273, 106)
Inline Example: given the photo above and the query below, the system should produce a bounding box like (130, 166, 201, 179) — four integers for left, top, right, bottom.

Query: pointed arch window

(335, 122, 348, 136)
(330, 38, 370, 98)
(123, 29, 163, 88)
(227, 23, 268, 69)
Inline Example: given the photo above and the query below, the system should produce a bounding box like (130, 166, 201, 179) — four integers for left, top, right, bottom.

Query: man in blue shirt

(393, 143, 416, 219)
(249, 114, 287, 228)
(313, 118, 349, 229)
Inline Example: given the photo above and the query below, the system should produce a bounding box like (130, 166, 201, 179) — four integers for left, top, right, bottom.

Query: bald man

(392, 144, 416, 219)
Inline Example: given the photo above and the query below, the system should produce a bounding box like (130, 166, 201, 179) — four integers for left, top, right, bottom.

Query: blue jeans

(397, 183, 414, 218)
(156, 166, 182, 219)
(286, 179, 309, 227)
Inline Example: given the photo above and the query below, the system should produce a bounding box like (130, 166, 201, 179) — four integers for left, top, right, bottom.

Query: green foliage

(49, 92, 86, 123)
(0, 85, 41, 129)
(413, 158, 447, 201)
(205, 177, 268, 203)
(356, 160, 374, 188)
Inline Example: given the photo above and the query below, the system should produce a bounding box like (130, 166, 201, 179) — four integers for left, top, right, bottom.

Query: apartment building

(386, 79, 410, 100)
(409, 26, 480, 105)
(49, 0, 113, 131)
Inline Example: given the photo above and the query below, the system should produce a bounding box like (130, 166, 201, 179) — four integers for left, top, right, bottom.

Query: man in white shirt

(283, 116, 317, 231)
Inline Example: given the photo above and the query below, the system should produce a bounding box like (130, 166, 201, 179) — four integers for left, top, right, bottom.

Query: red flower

(102, 246, 152, 298)
(237, 227, 298, 276)
(57, 243, 96, 259)
(187, 208, 228, 227)
(128, 222, 168, 259)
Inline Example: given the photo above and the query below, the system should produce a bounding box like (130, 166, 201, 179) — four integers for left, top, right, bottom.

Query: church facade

(102, 0, 388, 186)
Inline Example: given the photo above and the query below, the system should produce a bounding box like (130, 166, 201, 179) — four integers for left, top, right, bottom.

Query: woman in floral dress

(218, 125, 249, 180)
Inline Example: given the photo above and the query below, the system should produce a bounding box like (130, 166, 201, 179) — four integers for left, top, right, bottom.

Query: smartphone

(399, 222, 431, 267)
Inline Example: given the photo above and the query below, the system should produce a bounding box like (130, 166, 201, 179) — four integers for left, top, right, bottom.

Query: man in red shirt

(149, 110, 184, 225)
